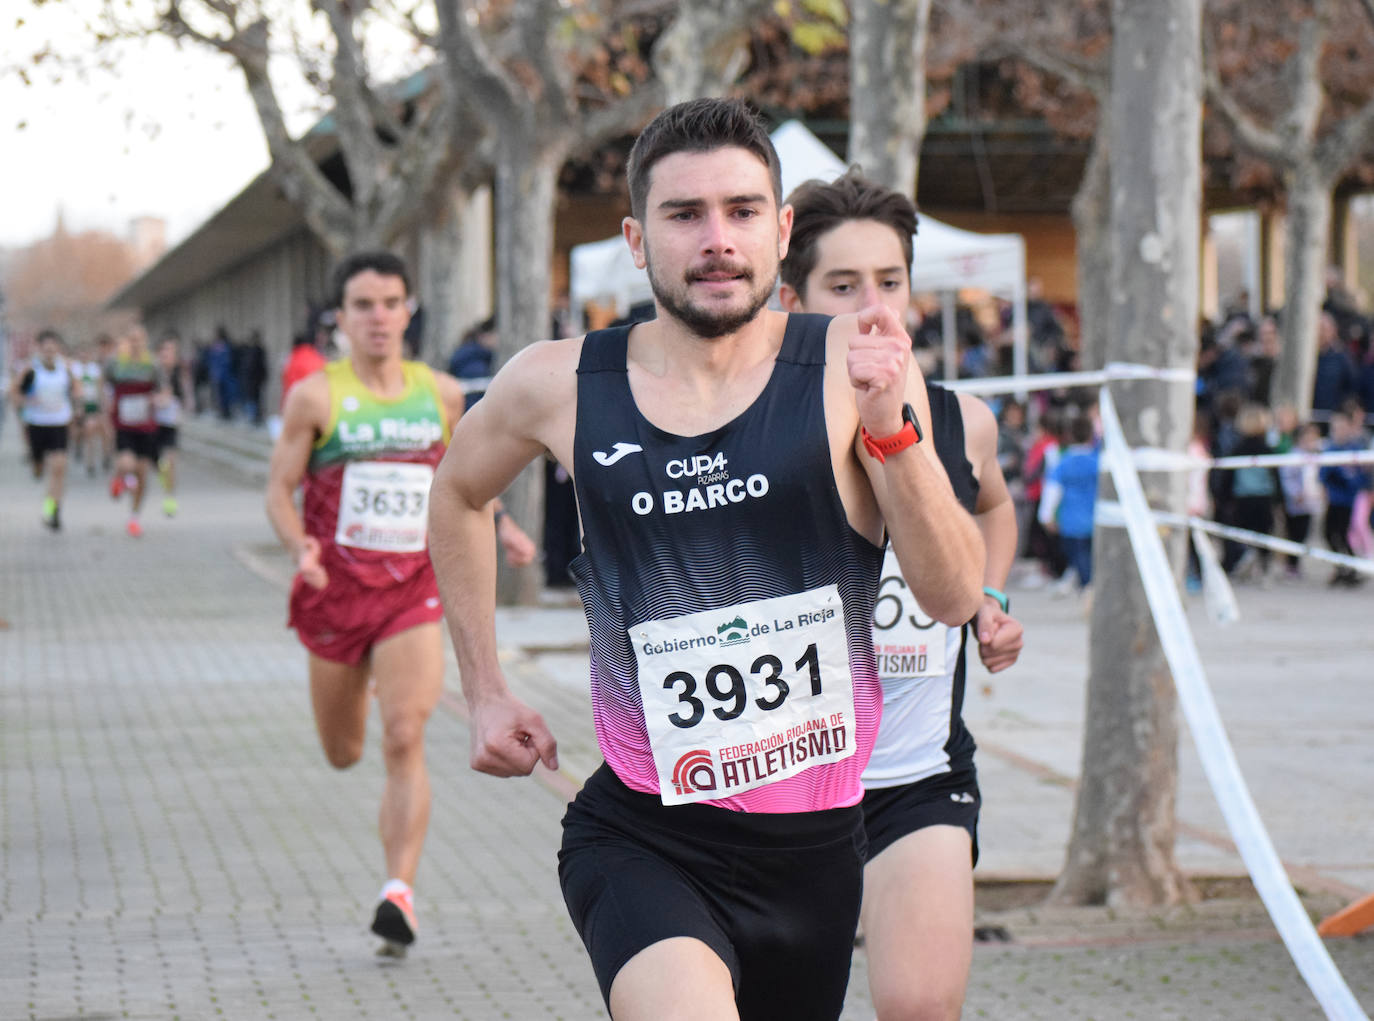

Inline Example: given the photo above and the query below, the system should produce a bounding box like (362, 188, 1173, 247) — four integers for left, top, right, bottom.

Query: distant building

(127, 217, 167, 271)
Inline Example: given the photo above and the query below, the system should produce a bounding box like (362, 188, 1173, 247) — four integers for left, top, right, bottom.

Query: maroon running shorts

(288, 564, 443, 666)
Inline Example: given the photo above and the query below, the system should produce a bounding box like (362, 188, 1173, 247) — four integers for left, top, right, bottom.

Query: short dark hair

(330, 251, 410, 309)
(780, 169, 918, 297)
(36, 328, 63, 346)
(626, 98, 781, 221)
(1069, 415, 1095, 445)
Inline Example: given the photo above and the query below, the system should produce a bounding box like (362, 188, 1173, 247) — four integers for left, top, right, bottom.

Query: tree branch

(1200, 26, 1291, 165)
(578, 86, 665, 154)
(650, 0, 772, 106)
(434, 0, 521, 126)
(986, 38, 1108, 102)
(519, 0, 574, 118)
(161, 0, 354, 250)
(160, 1, 235, 56)
(200, 0, 239, 24)
(1278, 9, 1327, 146)
(1317, 90, 1374, 179)
(313, 0, 386, 209)
(945, 0, 1108, 101)
(372, 98, 462, 241)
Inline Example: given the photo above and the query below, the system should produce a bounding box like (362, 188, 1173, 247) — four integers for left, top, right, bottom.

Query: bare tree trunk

(416, 188, 469, 366)
(1274, 160, 1333, 416)
(1051, 0, 1201, 909)
(492, 138, 563, 605)
(847, 0, 935, 198)
(1072, 129, 1111, 371)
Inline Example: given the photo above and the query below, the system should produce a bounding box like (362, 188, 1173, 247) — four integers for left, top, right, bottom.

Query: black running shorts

(558, 763, 866, 1020)
(861, 763, 981, 865)
(26, 424, 69, 459)
(155, 425, 178, 455)
(115, 429, 159, 462)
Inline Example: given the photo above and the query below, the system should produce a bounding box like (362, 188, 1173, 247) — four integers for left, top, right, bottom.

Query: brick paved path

(0, 434, 603, 1019)
(3, 421, 1372, 1020)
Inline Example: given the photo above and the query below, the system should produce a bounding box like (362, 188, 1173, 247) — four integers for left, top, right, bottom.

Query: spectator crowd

(976, 268, 1374, 593)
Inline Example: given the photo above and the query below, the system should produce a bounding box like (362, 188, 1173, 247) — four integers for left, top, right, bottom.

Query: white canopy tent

(910, 217, 1030, 382)
(569, 120, 1029, 383)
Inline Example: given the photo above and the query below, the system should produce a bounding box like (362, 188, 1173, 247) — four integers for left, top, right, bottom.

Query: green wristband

(982, 586, 1010, 613)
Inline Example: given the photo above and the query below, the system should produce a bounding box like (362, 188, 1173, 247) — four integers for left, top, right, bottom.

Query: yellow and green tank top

(303, 359, 451, 580)
(309, 359, 450, 470)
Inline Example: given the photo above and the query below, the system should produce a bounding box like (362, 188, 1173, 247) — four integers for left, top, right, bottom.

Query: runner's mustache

(687, 261, 752, 282)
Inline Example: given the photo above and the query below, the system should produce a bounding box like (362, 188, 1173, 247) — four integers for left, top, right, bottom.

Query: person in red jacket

(280, 332, 327, 409)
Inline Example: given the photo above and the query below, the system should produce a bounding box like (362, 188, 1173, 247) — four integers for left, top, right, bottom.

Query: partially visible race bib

(632, 585, 855, 806)
(117, 394, 152, 425)
(335, 460, 433, 553)
(873, 546, 949, 680)
(155, 395, 181, 426)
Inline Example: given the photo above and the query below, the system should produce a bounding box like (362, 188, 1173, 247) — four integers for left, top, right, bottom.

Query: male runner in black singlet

(428, 99, 985, 1020)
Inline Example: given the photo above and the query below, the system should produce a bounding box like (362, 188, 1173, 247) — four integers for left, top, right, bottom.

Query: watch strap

(861, 403, 922, 463)
(982, 586, 1010, 613)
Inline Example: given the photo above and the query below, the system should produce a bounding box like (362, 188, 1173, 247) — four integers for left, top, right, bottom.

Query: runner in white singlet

(781, 169, 1025, 1021)
(9, 329, 77, 530)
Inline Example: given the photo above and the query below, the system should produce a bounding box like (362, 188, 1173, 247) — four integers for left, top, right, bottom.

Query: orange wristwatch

(861, 403, 923, 463)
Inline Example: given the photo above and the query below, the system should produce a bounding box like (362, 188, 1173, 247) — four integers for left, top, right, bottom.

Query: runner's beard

(646, 250, 777, 340)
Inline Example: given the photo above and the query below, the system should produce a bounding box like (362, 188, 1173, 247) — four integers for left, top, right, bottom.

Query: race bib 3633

(335, 461, 433, 553)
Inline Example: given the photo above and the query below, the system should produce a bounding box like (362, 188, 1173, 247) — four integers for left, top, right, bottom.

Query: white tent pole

(1011, 240, 1030, 401)
(941, 290, 958, 382)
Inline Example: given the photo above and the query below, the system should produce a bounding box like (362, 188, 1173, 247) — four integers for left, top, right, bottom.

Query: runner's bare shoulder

(280, 369, 332, 434)
(480, 337, 583, 424)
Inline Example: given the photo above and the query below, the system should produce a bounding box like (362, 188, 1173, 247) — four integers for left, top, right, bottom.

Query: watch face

(902, 402, 923, 442)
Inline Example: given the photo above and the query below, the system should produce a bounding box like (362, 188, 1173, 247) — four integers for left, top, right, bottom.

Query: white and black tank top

(863, 381, 979, 788)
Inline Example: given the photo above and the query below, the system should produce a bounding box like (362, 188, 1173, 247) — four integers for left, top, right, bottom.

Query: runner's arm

(959, 393, 1017, 588)
(264, 374, 327, 562)
(1037, 477, 1063, 532)
(840, 307, 985, 626)
(429, 341, 572, 776)
(99, 363, 113, 418)
(432, 369, 537, 567)
(958, 392, 1024, 672)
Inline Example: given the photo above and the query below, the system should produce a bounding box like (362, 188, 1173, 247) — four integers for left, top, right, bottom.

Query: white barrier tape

(1099, 387, 1368, 1021)
(1096, 501, 1374, 576)
(1103, 361, 1199, 384)
(941, 362, 1194, 397)
(1191, 524, 1240, 626)
(1129, 447, 1374, 472)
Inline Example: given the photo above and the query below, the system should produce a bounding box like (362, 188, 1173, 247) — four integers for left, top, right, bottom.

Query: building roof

(105, 68, 435, 312)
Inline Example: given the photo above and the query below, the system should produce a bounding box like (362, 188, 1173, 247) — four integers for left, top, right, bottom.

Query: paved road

(2, 419, 1372, 1019)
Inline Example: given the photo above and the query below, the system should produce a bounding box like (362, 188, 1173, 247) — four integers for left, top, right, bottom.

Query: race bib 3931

(631, 585, 855, 806)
